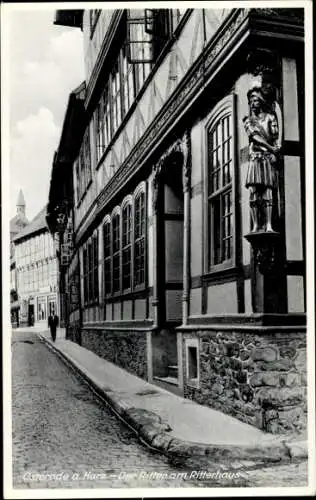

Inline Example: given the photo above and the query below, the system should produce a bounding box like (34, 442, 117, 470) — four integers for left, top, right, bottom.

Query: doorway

(157, 154, 184, 325)
(152, 152, 184, 389)
(28, 304, 34, 326)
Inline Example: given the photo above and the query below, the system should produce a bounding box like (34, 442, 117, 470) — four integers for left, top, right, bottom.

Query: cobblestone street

(12, 330, 308, 490)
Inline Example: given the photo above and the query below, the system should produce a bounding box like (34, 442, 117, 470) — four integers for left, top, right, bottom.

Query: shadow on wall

(152, 328, 178, 378)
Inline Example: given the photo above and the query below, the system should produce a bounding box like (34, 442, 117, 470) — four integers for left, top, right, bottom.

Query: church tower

(16, 189, 26, 216)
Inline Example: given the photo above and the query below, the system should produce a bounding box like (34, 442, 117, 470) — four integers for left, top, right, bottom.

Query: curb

(39, 334, 308, 465)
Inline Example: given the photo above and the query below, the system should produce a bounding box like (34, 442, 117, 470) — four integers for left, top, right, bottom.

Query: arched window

(103, 219, 111, 295)
(207, 94, 236, 270)
(92, 231, 99, 302)
(134, 191, 145, 286)
(83, 246, 88, 304)
(112, 212, 121, 292)
(122, 203, 132, 290)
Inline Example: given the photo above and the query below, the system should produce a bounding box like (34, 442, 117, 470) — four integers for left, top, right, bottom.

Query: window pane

(134, 192, 145, 286)
(208, 111, 233, 267)
(122, 204, 132, 289)
(123, 247, 132, 289)
(123, 204, 132, 246)
(103, 222, 111, 295)
(93, 235, 99, 301)
(113, 254, 120, 292)
(112, 214, 120, 253)
(104, 259, 111, 295)
(112, 214, 120, 292)
(134, 239, 145, 286)
(103, 222, 111, 258)
(212, 198, 221, 265)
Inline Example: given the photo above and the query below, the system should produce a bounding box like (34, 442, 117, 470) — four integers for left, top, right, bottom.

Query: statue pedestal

(244, 230, 286, 313)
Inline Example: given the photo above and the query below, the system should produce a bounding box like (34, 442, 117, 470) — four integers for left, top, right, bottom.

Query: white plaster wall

(207, 282, 237, 314)
(282, 58, 299, 141)
(123, 300, 133, 320)
(113, 301, 121, 320)
(165, 220, 183, 282)
(106, 303, 112, 321)
(189, 288, 202, 316)
(134, 299, 146, 320)
(244, 278, 252, 313)
(190, 193, 203, 277)
(287, 276, 305, 312)
(166, 289, 182, 321)
(284, 156, 303, 261)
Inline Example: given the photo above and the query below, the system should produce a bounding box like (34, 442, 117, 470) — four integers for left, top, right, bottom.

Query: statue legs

(249, 187, 275, 233)
(264, 188, 274, 232)
(249, 187, 260, 232)
(250, 200, 259, 232)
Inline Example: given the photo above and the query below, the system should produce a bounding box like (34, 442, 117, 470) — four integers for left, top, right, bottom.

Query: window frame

(111, 207, 121, 296)
(204, 93, 238, 274)
(102, 216, 112, 298)
(121, 196, 133, 292)
(99, 183, 147, 305)
(92, 230, 99, 304)
(133, 187, 146, 290)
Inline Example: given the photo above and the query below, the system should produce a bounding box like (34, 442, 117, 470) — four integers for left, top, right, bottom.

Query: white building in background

(14, 206, 59, 327)
(10, 189, 29, 327)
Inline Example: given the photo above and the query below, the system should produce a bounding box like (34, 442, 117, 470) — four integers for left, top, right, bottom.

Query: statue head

(247, 87, 266, 112)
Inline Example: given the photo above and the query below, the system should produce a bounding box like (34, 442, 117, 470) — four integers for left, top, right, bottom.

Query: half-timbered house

(47, 8, 306, 433)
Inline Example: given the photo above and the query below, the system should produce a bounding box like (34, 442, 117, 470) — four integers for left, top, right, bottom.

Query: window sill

(102, 286, 148, 303)
(202, 264, 240, 285)
(186, 378, 200, 389)
(207, 260, 235, 274)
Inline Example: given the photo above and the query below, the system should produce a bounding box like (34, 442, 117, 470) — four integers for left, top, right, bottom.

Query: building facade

(48, 8, 306, 434)
(14, 206, 59, 327)
(10, 190, 29, 327)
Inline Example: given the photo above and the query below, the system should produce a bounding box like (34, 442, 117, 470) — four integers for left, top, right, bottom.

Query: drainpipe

(151, 163, 161, 330)
(182, 131, 191, 326)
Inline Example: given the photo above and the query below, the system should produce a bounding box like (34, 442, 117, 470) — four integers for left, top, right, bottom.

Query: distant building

(10, 190, 29, 327)
(14, 206, 59, 327)
(48, 8, 306, 434)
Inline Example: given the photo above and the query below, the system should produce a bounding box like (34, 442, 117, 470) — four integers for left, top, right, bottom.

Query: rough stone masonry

(183, 329, 307, 434)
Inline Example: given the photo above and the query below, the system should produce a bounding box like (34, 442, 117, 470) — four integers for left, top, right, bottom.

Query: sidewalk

(38, 330, 307, 464)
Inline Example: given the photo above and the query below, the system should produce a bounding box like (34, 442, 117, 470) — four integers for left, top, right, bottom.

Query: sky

(8, 9, 85, 221)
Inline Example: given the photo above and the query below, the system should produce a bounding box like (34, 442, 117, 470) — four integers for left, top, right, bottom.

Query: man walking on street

(48, 312, 59, 342)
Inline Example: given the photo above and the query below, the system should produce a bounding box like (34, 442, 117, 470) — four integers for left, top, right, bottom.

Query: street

(12, 330, 308, 489)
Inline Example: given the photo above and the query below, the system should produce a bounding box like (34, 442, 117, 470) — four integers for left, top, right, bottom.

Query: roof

(13, 205, 48, 242)
(47, 81, 86, 233)
(10, 213, 29, 237)
(17, 189, 25, 206)
(54, 10, 83, 28)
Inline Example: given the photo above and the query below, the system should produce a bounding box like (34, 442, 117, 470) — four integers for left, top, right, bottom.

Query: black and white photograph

(2, 1, 315, 497)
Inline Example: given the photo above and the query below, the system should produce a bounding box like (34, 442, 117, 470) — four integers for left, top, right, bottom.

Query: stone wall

(67, 321, 82, 345)
(182, 329, 307, 434)
(81, 328, 148, 380)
